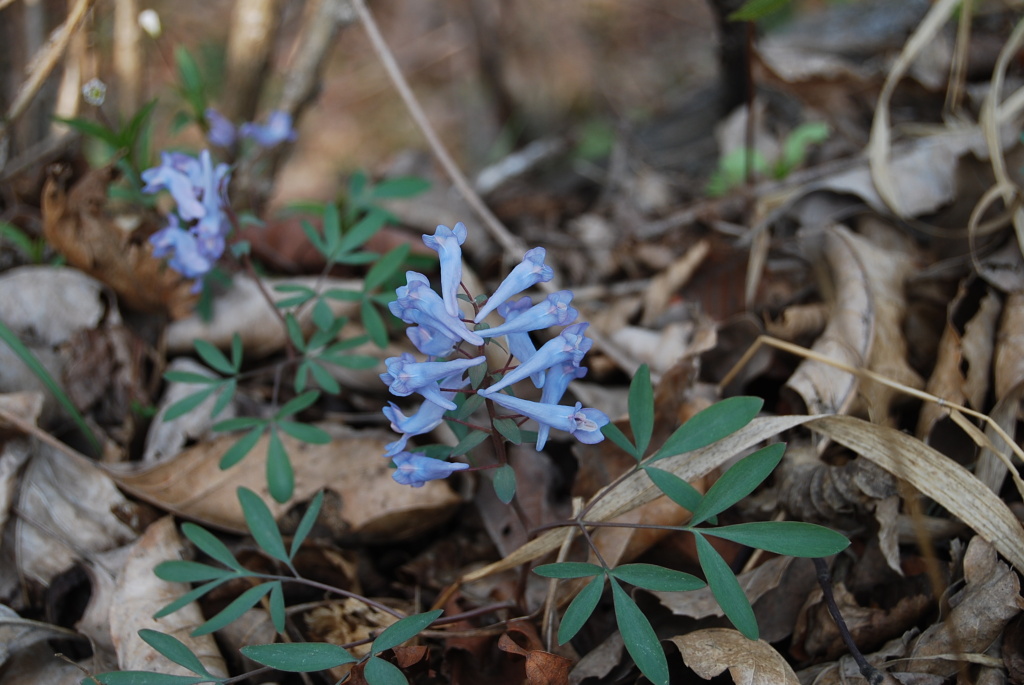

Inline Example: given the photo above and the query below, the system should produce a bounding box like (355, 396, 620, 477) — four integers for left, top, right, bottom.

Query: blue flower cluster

(381, 223, 610, 487)
(205, 108, 297, 149)
(143, 150, 231, 287)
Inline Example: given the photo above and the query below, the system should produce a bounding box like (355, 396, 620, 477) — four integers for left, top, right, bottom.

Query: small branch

(813, 558, 889, 685)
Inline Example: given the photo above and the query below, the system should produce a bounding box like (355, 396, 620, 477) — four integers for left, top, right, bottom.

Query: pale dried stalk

(1, 0, 97, 143)
(720, 335, 1024, 500)
(222, 0, 281, 121)
(113, 0, 141, 113)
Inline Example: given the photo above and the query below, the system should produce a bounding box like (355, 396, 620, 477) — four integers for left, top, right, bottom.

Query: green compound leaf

(557, 573, 605, 645)
(85, 672, 215, 685)
(267, 430, 295, 503)
(362, 298, 389, 348)
(643, 467, 704, 514)
(648, 396, 764, 463)
(240, 642, 356, 672)
(628, 364, 654, 457)
(610, 563, 705, 592)
(219, 427, 264, 469)
(601, 422, 639, 461)
(153, 578, 229, 619)
(237, 487, 289, 563)
(181, 523, 244, 572)
(700, 521, 850, 557)
(338, 208, 387, 255)
(277, 419, 332, 444)
(364, 244, 410, 292)
(308, 361, 342, 394)
(163, 371, 219, 385)
(694, 533, 758, 640)
(451, 392, 484, 420)
(450, 429, 489, 457)
(139, 629, 215, 677)
(286, 314, 307, 352)
(312, 298, 335, 332)
(322, 203, 342, 256)
(728, 0, 790, 21)
(610, 578, 669, 685)
(193, 340, 234, 376)
(209, 379, 236, 419)
(364, 655, 409, 685)
(492, 417, 522, 445)
(371, 176, 431, 200)
(213, 416, 265, 432)
(164, 387, 216, 421)
(269, 581, 286, 633)
(229, 334, 243, 372)
(371, 609, 443, 654)
(493, 464, 516, 504)
(290, 490, 324, 560)
(154, 561, 237, 584)
(690, 443, 785, 526)
(275, 390, 321, 419)
(192, 583, 275, 636)
(533, 562, 605, 579)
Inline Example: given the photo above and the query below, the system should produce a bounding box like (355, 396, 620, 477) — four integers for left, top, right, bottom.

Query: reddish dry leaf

(498, 630, 572, 685)
(40, 163, 197, 318)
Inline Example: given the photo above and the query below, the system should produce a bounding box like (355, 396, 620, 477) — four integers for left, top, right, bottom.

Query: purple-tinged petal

(390, 278, 483, 346)
(422, 222, 467, 318)
(380, 354, 485, 409)
(142, 159, 205, 220)
(479, 322, 592, 396)
(497, 296, 542, 387)
(477, 291, 577, 338)
(485, 393, 608, 448)
(391, 451, 469, 487)
(536, 364, 588, 450)
(382, 372, 468, 456)
(240, 110, 297, 147)
(149, 220, 215, 281)
(474, 247, 554, 323)
(407, 324, 460, 358)
(205, 108, 237, 147)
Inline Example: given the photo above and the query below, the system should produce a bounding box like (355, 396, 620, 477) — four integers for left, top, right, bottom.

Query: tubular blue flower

(536, 363, 589, 450)
(485, 392, 609, 448)
(477, 291, 577, 339)
(422, 223, 467, 318)
(149, 217, 216, 282)
(205, 108, 237, 148)
(406, 324, 460, 358)
(497, 296, 542, 388)
(383, 371, 467, 456)
(389, 274, 483, 346)
(474, 247, 554, 323)
(240, 110, 297, 147)
(391, 451, 469, 487)
(380, 353, 485, 410)
(479, 323, 592, 396)
(142, 152, 205, 220)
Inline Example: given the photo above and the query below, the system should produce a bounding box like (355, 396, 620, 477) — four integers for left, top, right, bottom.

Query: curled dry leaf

(166, 274, 361, 358)
(15, 442, 138, 585)
(109, 516, 227, 676)
(41, 163, 197, 318)
(497, 622, 572, 685)
(113, 425, 462, 541)
(785, 226, 873, 416)
(307, 598, 399, 681)
(671, 628, 800, 685)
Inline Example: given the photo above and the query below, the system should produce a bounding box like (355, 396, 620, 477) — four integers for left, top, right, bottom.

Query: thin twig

(349, 0, 527, 260)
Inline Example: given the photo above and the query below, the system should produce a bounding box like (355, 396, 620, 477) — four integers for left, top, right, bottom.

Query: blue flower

(391, 451, 469, 487)
(205, 108, 237, 148)
(142, 152, 205, 220)
(474, 247, 554, 323)
(380, 353, 485, 410)
(382, 372, 467, 455)
(422, 223, 467, 318)
(389, 272, 483, 346)
(406, 324, 460, 358)
(479, 322, 592, 396)
(477, 291, 577, 339)
(149, 217, 216, 283)
(484, 392, 609, 448)
(536, 363, 588, 450)
(240, 110, 297, 147)
(496, 296, 542, 388)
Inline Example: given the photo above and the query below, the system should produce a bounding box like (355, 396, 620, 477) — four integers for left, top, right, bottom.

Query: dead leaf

(15, 442, 139, 585)
(498, 622, 572, 685)
(307, 598, 399, 680)
(109, 517, 227, 676)
(671, 628, 800, 684)
(41, 163, 196, 318)
(112, 425, 463, 541)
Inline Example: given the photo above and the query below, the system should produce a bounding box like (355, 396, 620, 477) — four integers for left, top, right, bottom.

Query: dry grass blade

(868, 0, 960, 217)
(807, 415, 1024, 574)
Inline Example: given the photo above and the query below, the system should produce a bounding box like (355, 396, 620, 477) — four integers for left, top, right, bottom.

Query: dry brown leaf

(960, 289, 1000, 410)
(653, 554, 797, 617)
(808, 415, 1024, 573)
(497, 624, 572, 685)
(785, 226, 873, 416)
(568, 631, 623, 685)
(0, 393, 42, 533)
(672, 628, 800, 684)
(15, 443, 139, 585)
(109, 517, 227, 676)
(307, 598, 399, 680)
(901, 536, 1023, 677)
(641, 239, 710, 327)
(41, 164, 196, 318)
(995, 291, 1024, 399)
(112, 425, 462, 540)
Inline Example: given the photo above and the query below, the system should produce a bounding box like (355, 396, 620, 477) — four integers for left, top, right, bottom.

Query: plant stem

(813, 558, 888, 685)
